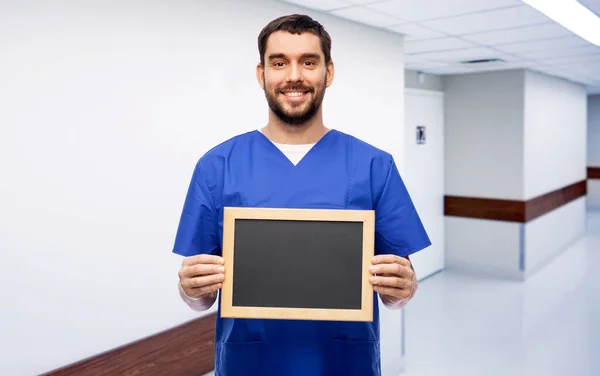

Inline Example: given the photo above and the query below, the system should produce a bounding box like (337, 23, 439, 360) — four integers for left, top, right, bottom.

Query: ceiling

(279, 0, 600, 94)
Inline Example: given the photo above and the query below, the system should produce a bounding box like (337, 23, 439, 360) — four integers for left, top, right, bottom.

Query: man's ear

(256, 63, 265, 90)
(325, 59, 335, 88)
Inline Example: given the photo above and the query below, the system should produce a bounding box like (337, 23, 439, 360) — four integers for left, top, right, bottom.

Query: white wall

(445, 217, 523, 278)
(521, 71, 588, 274)
(405, 70, 444, 91)
(524, 197, 586, 277)
(588, 181, 600, 210)
(443, 70, 525, 200)
(523, 70, 588, 200)
(0, 1, 407, 375)
(588, 95, 600, 210)
(588, 95, 600, 167)
(442, 70, 525, 279)
(445, 197, 588, 281)
(442, 69, 588, 280)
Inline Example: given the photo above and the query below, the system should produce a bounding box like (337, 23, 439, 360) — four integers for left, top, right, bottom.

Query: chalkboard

(220, 207, 375, 322)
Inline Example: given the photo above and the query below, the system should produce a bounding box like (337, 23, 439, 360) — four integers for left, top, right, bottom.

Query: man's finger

(372, 285, 408, 299)
(369, 263, 412, 278)
(186, 283, 223, 298)
(182, 273, 225, 290)
(369, 275, 410, 289)
(180, 264, 225, 279)
(371, 254, 410, 267)
(182, 254, 224, 267)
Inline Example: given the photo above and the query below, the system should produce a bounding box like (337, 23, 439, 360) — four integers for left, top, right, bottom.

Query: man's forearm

(178, 281, 218, 311)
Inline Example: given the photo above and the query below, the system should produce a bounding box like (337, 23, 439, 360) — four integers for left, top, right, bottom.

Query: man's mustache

(277, 86, 313, 93)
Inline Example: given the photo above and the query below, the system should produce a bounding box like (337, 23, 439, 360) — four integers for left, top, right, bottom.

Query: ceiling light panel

(420, 5, 551, 35)
(366, 0, 523, 22)
(521, 0, 600, 46)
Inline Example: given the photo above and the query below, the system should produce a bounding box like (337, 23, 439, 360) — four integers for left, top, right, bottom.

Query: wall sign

(416, 125, 426, 145)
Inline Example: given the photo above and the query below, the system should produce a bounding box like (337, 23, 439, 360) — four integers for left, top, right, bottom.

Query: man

(172, 14, 431, 376)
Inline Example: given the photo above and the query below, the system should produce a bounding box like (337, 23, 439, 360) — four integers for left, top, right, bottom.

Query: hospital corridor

(2, 0, 600, 375)
(401, 209, 600, 376)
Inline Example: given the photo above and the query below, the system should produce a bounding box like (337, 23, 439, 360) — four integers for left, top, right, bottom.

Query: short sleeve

(172, 161, 220, 257)
(372, 155, 431, 257)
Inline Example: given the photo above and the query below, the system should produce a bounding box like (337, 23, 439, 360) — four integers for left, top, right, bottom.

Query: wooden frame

(221, 207, 375, 322)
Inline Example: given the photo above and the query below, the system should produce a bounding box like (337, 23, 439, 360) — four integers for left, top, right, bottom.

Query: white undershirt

(259, 129, 315, 166)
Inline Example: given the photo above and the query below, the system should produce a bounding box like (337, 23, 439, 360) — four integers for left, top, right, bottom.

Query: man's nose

(286, 63, 303, 82)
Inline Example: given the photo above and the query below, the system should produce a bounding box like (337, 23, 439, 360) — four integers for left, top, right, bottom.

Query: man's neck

(262, 113, 329, 145)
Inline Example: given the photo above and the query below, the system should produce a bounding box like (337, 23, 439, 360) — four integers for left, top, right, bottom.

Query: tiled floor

(203, 210, 599, 376)
(402, 210, 600, 376)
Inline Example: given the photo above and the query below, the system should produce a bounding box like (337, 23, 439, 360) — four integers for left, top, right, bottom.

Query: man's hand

(178, 254, 225, 299)
(369, 255, 417, 309)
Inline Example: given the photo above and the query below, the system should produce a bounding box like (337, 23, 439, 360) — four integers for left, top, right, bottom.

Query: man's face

(257, 31, 334, 126)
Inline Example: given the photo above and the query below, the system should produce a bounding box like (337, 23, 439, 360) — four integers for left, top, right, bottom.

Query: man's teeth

(285, 92, 305, 97)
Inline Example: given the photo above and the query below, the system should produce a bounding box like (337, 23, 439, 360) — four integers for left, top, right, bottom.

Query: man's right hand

(178, 254, 225, 299)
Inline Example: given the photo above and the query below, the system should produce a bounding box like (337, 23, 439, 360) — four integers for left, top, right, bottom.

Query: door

(404, 88, 445, 280)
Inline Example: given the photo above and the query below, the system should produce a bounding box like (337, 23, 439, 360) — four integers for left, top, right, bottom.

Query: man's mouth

(280, 89, 311, 100)
(283, 91, 307, 97)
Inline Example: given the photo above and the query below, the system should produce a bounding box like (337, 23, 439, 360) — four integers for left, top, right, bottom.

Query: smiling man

(172, 14, 431, 376)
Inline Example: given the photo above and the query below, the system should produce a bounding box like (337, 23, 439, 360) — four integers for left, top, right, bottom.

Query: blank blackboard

(220, 207, 375, 322)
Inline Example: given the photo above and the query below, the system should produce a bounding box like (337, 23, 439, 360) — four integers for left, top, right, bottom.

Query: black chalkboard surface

(220, 207, 375, 322)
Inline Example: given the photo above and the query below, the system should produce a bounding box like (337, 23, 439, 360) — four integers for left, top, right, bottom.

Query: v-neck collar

(254, 128, 338, 168)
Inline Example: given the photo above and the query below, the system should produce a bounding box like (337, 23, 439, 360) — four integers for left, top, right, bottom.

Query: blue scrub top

(173, 129, 431, 376)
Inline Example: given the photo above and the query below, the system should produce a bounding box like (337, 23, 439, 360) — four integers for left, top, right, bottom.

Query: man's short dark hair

(258, 14, 332, 66)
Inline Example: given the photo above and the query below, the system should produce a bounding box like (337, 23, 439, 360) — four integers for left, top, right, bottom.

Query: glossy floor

(403, 210, 600, 376)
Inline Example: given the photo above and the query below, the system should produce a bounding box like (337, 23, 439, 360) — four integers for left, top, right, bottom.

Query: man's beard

(264, 78, 326, 126)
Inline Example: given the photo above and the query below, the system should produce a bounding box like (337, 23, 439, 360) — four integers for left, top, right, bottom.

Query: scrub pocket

(215, 340, 265, 376)
(326, 339, 380, 376)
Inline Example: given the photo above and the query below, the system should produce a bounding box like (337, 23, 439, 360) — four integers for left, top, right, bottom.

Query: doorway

(404, 88, 445, 280)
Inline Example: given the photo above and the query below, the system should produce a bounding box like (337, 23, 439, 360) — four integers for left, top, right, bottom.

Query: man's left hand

(369, 255, 417, 309)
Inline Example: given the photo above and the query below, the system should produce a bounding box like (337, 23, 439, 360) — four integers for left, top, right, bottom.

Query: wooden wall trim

(525, 180, 586, 221)
(444, 196, 525, 222)
(445, 180, 587, 223)
(41, 313, 217, 376)
(589, 167, 600, 179)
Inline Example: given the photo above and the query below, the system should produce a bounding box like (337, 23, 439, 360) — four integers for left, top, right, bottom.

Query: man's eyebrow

(267, 53, 286, 61)
(267, 53, 322, 61)
(301, 53, 322, 61)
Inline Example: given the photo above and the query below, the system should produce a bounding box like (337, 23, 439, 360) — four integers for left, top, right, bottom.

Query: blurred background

(1, 0, 599, 375)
